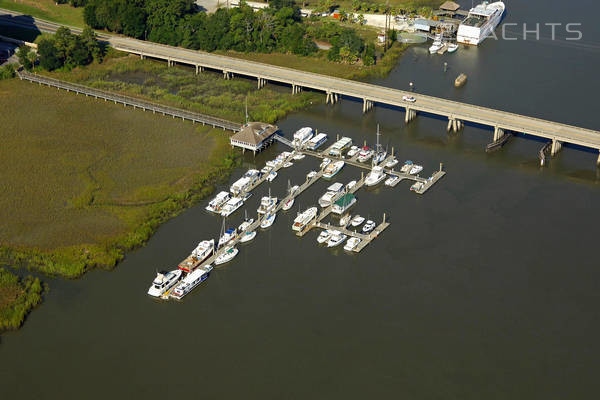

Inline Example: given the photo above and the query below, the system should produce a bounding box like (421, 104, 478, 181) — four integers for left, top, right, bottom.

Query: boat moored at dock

(178, 239, 215, 273)
(292, 207, 318, 231)
(170, 265, 213, 300)
(220, 196, 245, 217)
(365, 166, 387, 186)
(257, 193, 278, 215)
(332, 193, 357, 215)
(147, 269, 183, 297)
(457, 1, 505, 45)
(307, 133, 328, 150)
(214, 247, 239, 265)
(327, 231, 347, 247)
(318, 182, 345, 207)
(362, 220, 376, 233)
(230, 169, 261, 195)
(323, 160, 345, 179)
(328, 137, 353, 157)
(344, 237, 361, 251)
(261, 212, 277, 229)
(205, 191, 230, 214)
(292, 127, 313, 148)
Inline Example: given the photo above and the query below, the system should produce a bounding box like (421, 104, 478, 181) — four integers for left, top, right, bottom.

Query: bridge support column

(195, 65, 203, 74)
(292, 84, 302, 94)
(551, 139, 563, 156)
(493, 127, 504, 141)
(140, 53, 145, 60)
(362, 99, 373, 112)
(597, 150, 600, 167)
(406, 108, 416, 124)
(223, 71, 232, 80)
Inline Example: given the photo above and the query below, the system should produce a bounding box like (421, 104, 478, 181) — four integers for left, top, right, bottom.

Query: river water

(2, 1, 600, 398)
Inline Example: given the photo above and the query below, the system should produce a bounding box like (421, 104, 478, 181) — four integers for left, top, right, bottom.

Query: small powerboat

(350, 215, 365, 227)
(317, 230, 331, 244)
(215, 247, 239, 265)
(362, 220, 376, 233)
(260, 212, 276, 229)
(344, 237, 361, 251)
(266, 171, 278, 182)
(239, 231, 256, 243)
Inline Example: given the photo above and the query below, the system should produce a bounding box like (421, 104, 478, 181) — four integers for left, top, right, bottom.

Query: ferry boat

(147, 269, 183, 298)
(327, 231, 347, 248)
(323, 160, 345, 179)
(260, 212, 277, 229)
(365, 166, 386, 186)
(318, 182, 345, 207)
(178, 239, 215, 273)
(215, 247, 239, 265)
(230, 169, 261, 195)
(220, 196, 244, 217)
(347, 145, 359, 158)
(257, 192, 277, 215)
(332, 193, 356, 215)
(317, 230, 331, 244)
(205, 191, 230, 213)
(357, 147, 374, 163)
(350, 215, 365, 227)
(362, 220, 376, 233)
(170, 265, 213, 300)
(328, 137, 353, 157)
(292, 127, 314, 147)
(240, 230, 256, 243)
(292, 207, 318, 231)
(307, 133, 328, 150)
(344, 237, 361, 251)
(457, 1, 505, 45)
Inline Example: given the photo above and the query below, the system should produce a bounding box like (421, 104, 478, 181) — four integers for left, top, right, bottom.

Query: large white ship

(457, 1, 505, 45)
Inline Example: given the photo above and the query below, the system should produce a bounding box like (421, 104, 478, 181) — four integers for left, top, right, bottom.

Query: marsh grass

(0, 268, 44, 331)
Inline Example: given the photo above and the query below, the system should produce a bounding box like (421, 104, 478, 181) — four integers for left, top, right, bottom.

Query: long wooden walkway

(17, 71, 242, 132)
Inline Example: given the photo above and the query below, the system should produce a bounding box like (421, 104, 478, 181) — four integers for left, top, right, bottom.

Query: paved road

(2, 8, 599, 152)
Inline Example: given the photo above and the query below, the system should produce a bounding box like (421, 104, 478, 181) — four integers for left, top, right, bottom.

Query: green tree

(16, 45, 33, 70)
(37, 38, 62, 71)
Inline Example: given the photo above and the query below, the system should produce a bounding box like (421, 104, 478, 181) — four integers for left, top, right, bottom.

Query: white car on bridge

(402, 95, 416, 102)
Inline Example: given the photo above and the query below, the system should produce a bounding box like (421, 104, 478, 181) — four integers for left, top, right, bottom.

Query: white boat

(307, 133, 328, 150)
(260, 212, 276, 229)
(350, 215, 365, 227)
(260, 166, 271, 174)
(362, 220, 376, 233)
(328, 137, 353, 157)
(344, 237, 361, 251)
(292, 207, 318, 231)
(385, 176, 400, 186)
(346, 145, 359, 158)
(237, 217, 254, 233)
(339, 214, 351, 227)
(306, 170, 318, 180)
(282, 197, 295, 211)
(215, 247, 239, 265)
(257, 193, 277, 215)
(332, 193, 356, 215)
(409, 165, 423, 175)
(292, 127, 314, 147)
(345, 180, 357, 191)
(218, 227, 237, 248)
(289, 184, 299, 195)
(317, 230, 331, 244)
(429, 34, 443, 54)
(327, 231, 347, 247)
(205, 191, 230, 213)
(447, 43, 459, 53)
(170, 265, 213, 300)
(365, 166, 387, 186)
(178, 239, 215, 273)
(372, 124, 387, 165)
(457, 1, 505, 45)
(357, 146, 374, 163)
(319, 158, 331, 169)
(293, 152, 305, 160)
(385, 157, 399, 168)
(266, 171, 277, 182)
(240, 230, 256, 243)
(220, 197, 244, 217)
(266, 160, 277, 168)
(410, 181, 425, 192)
(318, 182, 345, 208)
(283, 161, 293, 168)
(230, 169, 260, 195)
(323, 160, 345, 179)
(147, 269, 183, 297)
(400, 160, 414, 173)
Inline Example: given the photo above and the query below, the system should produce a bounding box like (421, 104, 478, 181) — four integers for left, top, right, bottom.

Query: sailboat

(218, 217, 236, 248)
(372, 124, 387, 165)
(282, 180, 297, 211)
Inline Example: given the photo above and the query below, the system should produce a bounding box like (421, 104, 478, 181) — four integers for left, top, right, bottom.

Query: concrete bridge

(2, 9, 600, 165)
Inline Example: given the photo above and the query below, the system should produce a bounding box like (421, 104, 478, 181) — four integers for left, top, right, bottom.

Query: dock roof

(440, 1, 460, 11)
(230, 122, 278, 147)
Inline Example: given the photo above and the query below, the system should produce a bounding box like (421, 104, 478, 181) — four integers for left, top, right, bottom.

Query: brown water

(2, 1, 600, 398)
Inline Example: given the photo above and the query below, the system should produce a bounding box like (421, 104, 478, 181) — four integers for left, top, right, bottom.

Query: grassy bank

(41, 53, 322, 124)
(0, 0, 84, 27)
(0, 268, 44, 331)
(0, 78, 238, 278)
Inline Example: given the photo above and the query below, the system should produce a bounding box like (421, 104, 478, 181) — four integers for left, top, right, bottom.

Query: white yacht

(457, 1, 505, 45)
(230, 169, 260, 195)
(357, 146, 374, 163)
(266, 171, 277, 182)
(237, 218, 254, 233)
(306, 170, 318, 180)
(400, 160, 414, 174)
(240, 230, 256, 243)
(215, 247, 239, 265)
(178, 239, 215, 273)
(317, 230, 332, 244)
(332, 193, 356, 215)
(318, 182, 345, 208)
(365, 166, 387, 186)
(257, 193, 278, 215)
(327, 231, 347, 248)
(292, 207, 318, 231)
(218, 228, 237, 248)
(292, 127, 314, 147)
(220, 196, 244, 217)
(339, 214, 351, 227)
(260, 212, 276, 229)
(293, 152, 306, 160)
(344, 237, 361, 251)
(362, 220, 376, 233)
(283, 161, 293, 168)
(170, 265, 213, 300)
(409, 165, 423, 175)
(385, 175, 400, 186)
(347, 145, 359, 158)
(385, 157, 399, 168)
(319, 158, 331, 169)
(345, 180, 357, 191)
(323, 160, 345, 179)
(350, 215, 365, 227)
(429, 34, 444, 54)
(447, 43, 459, 53)
(205, 191, 230, 214)
(147, 269, 183, 298)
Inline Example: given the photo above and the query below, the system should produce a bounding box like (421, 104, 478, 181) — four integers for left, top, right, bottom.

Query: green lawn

(0, 0, 84, 27)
